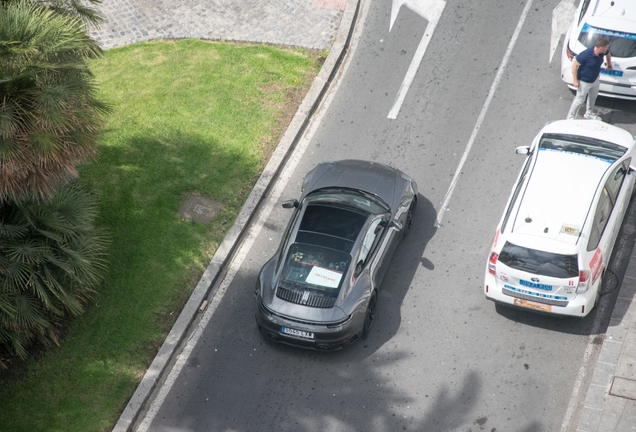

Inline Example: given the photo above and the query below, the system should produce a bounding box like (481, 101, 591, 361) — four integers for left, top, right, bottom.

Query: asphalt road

(139, 0, 636, 431)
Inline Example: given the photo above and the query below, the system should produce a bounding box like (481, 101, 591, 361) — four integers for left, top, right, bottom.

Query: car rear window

(282, 243, 351, 292)
(577, 23, 636, 58)
(498, 241, 579, 278)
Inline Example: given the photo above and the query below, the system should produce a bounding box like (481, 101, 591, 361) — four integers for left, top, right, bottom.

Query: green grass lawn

(0, 39, 320, 432)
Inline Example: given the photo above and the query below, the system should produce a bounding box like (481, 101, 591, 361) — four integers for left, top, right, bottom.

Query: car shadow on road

(148, 189, 553, 432)
(596, 96, 636, 126)
(599, 189, 636, 325)
(350, 192, 437, 358)
(255, 192, 437, 360)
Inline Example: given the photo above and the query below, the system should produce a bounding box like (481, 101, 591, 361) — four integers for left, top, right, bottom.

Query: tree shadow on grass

(0, 130, 265, 431)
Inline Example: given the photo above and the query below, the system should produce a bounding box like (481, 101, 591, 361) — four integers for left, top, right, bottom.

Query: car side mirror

(375, 220, 387, 234)
(282, 199, 299, 209)
(390, 219, 402, 230)
(354, 261, 364, 277)
(515, 146, 530, 155)
(628, 166, 636, 178)
(615, 168, 626, 180)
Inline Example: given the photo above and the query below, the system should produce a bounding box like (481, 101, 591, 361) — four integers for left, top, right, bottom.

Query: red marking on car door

(590, 248, 603, 283)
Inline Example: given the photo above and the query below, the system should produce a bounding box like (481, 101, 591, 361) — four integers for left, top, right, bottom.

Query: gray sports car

(254, 160, 418, 350)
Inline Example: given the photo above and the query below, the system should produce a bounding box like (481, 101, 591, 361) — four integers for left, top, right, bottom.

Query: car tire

(362, 291, 377, 336)
(404, 198, 417, 237)
(594, 274, 603, 309)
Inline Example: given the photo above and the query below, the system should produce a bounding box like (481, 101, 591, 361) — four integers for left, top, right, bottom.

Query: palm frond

(0, 1, 111, 202)
(0, 181, 109, 363)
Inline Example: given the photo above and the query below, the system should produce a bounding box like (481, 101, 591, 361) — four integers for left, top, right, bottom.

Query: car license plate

(601, 69, 623, 77)
(519, 279, 552, 291)
(281, 327, 315, 340)
(514, 298, 552, 313)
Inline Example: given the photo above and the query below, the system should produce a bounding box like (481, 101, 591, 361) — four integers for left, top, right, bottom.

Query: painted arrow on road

(387, 0, 446, 120)
(550, 0, 576, 63)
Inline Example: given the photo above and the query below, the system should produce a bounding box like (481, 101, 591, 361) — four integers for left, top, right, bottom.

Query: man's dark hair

(595, 38, 610, 47)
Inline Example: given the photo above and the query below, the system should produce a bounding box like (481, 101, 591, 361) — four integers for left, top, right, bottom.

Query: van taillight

(488, 252, 498, 275)
(576, 270, 590, 294)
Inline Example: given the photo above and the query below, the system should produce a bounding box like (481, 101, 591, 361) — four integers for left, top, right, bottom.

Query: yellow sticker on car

(514, 298, 552, 312)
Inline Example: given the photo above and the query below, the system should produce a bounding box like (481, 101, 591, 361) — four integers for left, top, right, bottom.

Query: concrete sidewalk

(89, 0, 345, 50)
(577, 251, 636, 432)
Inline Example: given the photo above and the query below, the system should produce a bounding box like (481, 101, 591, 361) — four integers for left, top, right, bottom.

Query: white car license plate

(281, 327, 315, 340)
(601, 69, 623, 77)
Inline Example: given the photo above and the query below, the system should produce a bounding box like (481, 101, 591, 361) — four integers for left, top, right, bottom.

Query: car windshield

(281, 243, 351, 292)
(306, 189, 389, 215)
(577, 23, 636, 58)
(498, 241, 579, 278)
(539, 133, 626, 163)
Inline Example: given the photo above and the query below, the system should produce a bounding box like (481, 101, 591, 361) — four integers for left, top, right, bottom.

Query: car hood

(302, 160, 400, 209)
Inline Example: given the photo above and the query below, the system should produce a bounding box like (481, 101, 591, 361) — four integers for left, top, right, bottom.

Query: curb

(112, 0, 361, 430)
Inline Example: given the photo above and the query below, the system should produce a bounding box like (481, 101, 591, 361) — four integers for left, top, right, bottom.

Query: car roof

(296, 203, 369, 253)
(587, 0, 636, 33)
(510, 146, 611, 247)
(542, 120, 634, 149)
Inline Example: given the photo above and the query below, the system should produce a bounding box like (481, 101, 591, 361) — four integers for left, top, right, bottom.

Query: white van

(484, 120, 636, 317)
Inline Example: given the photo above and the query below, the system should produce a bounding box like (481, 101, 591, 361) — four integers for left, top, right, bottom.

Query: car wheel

(404, 198, 417, 237)
(363, 291, 377, 336)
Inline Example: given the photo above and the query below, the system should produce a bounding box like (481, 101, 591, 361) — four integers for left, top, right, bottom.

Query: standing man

(567, 38, 612, 121)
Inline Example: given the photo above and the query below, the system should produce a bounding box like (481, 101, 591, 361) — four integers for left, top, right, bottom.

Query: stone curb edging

(112, 0, 361, 430)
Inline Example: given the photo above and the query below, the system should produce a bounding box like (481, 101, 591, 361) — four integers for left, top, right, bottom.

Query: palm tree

(0, 1, 110, 203)
(0, 0, 103, 25)
(0, 2, 110, 367)
(0, 181, 109, 366)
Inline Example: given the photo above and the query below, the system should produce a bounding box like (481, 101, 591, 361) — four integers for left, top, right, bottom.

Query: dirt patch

(258, 52, 320, 166)
(141, 272, 200, 370)
(0, 315, 70, 382)
(156, 281, 195, 336)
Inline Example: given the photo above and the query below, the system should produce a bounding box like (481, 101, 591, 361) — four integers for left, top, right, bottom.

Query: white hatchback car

(484, 120, 636, 317)
(560, 0, 636, 100)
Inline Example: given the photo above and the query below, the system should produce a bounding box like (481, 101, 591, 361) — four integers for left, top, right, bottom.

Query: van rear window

(498, 241, 579, 278)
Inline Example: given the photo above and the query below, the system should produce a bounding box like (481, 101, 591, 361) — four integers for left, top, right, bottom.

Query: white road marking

(134, 1, 372, 429)
(387, 0, 446, 120)
(434, 0, 534, 228)
(430, 1, 601, 427)
(550, 0, 576, 63)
